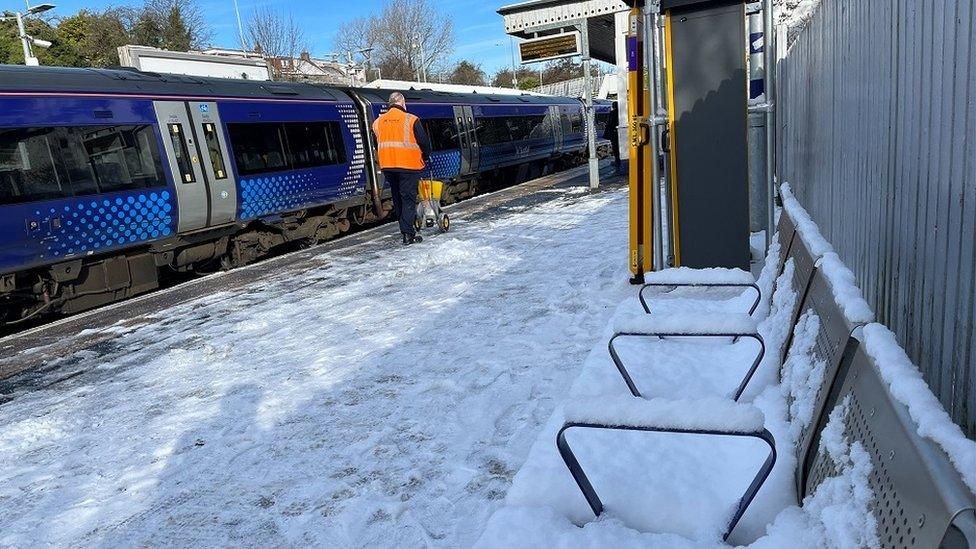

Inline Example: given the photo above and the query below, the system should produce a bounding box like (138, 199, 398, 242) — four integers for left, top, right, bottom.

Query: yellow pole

(627, 7, 653, 284)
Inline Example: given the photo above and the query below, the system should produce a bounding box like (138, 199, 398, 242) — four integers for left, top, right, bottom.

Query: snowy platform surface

(0, 173, 634, 546)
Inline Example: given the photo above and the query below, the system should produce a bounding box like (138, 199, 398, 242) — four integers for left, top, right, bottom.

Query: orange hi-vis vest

(372, 107, 425, 171)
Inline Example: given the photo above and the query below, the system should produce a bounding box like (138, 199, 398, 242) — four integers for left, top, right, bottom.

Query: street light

(28, 3, 54, 14)
(1, 2, 56, 66)
(412, 35, 427, 83)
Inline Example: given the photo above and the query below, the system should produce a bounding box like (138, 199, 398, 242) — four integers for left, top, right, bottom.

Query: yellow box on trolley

(416, 179, 450, 233)
(418, 179, 443, 202)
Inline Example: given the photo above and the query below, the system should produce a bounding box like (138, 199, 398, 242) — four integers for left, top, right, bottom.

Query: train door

(453, 105, 480, 176)
(452, 106, 471, 175)
(454, 106, 480, 175)
(462, 106, 479, 174)
(187, 102, 236, 225)
(154, 102, 208, 232)
(153, 101, 236, 233)
(550, 105, 563, 152)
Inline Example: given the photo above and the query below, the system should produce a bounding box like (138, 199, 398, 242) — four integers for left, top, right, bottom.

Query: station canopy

(497, 0, 636, 64)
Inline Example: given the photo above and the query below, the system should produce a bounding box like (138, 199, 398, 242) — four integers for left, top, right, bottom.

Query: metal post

(580, 20, 599, 190)
(232, 0, 248, 51)
(763, 0, 776, 247)
(509, 37, 518, 88)
(420, 39, 428, 83)
(15, 12, 37, 66)
(645, 9, 664, 271)
(654, 12, 674, 266)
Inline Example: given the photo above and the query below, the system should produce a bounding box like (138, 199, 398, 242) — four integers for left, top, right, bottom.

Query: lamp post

(1, 2, 55, 66)
(492, 40, 520, 90)
(412, 35, 428, 83)
(509, 37, 518, 88)
(357, 47, 374, 83)
(232, 0, 247, 51)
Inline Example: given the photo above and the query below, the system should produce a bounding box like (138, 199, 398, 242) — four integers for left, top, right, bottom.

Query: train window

(201, 123, 228, 179)
(0, 124, 165, 205)
(229, 121, 345, 176)
(0, 128, 62, 204)
(228, 123, 288, 176)
(283, 122, 347, 170)
(570, 113, 584, 134)
(560, 113, 572, 135)
(167, 124, 196, 184)
(86, 125, 163, 191)
(509, 115, 548, 141)
(594, 112, 611, 136)
(476, 117, 511, 145)
(422, 118, 458, 152)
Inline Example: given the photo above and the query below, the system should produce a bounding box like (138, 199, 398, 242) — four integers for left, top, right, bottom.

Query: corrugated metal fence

(777, 0, 975, 436)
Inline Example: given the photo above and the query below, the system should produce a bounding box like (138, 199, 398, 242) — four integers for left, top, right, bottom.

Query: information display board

(518, 32, 581, 64)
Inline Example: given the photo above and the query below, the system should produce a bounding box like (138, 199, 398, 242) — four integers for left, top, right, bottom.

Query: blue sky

(48, 0, 521, 75)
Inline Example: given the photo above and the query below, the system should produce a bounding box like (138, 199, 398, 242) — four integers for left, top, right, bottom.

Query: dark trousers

(385, 171, 420, 237)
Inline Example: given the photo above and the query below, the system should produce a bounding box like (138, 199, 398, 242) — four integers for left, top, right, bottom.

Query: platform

(0, 163, 625, 546)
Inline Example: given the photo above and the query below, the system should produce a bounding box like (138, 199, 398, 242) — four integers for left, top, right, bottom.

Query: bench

(801, 330, 976, 547)
(606, 208, 823, 403)
(557, 262, 870, 541)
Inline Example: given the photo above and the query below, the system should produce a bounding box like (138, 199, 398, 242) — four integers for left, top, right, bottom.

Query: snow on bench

(817, 252, 875, 325)
(861, 324, 976, 494)
(780, 183, 833, 259)
(643, 267, 757, 285)
(564, 396, 765, 433)
(613, 312, 758, 336)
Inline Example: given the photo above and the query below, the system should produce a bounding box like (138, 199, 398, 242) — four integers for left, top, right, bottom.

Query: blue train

(0, 65, 613, 322)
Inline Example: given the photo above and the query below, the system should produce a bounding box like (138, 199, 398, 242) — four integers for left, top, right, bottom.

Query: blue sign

(199, 104, 210, 113)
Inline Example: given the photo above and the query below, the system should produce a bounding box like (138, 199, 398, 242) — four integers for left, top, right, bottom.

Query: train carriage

(0, 65, 607, 324)
(351, 88, 592, 203)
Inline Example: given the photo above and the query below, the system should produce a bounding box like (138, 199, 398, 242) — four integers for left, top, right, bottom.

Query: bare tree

(333, 0, 453, 82)
(246, 7, 309, 60)
(379, 0, 453, 81)
(334, 16, 378, 58)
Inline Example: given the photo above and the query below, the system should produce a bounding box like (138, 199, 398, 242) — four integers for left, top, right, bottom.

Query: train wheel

(414, 218, 422, 231)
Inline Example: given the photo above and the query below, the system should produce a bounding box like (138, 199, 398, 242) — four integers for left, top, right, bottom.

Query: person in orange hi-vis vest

(373, 91, 432, 245)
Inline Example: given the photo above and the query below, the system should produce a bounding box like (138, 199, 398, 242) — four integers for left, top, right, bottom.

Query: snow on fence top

(563, 396, 766, 433)
(780, 183, 834, 258)
(817, 253, 875, 325)
(613, 312, 758, 335)
(643, 267, 755, 285)
(862, 324, 976, 494)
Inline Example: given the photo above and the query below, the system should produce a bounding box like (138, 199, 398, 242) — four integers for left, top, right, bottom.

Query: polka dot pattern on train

(35, 191, 175, 258)
(429, 150, 461, 180)
(239, 174, 317, 220)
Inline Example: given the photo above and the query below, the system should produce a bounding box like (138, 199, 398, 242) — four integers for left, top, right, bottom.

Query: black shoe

(403, 234, 423, 245)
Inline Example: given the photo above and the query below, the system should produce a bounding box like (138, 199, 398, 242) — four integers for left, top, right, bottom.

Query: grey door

(154, 101, 209, 232)
(453, 106, 472, 175)
(462, 106, 479, 174)
(187, 101, 237, 225)
(550, 105, 563, 151)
